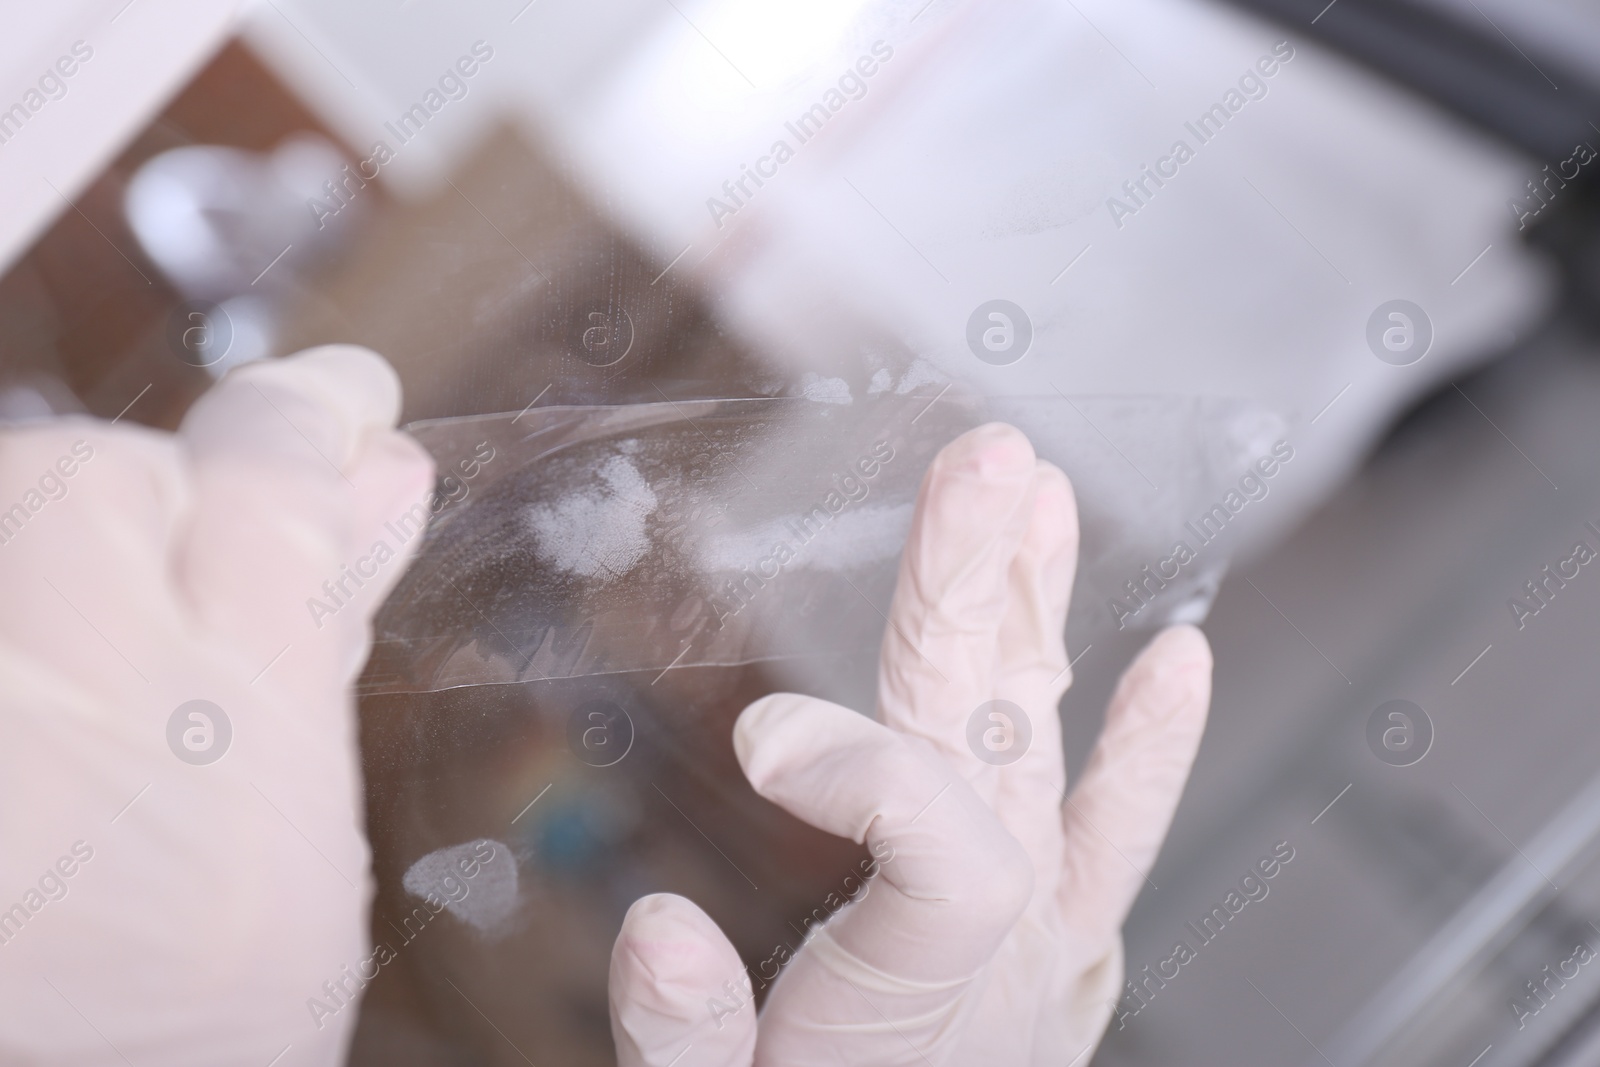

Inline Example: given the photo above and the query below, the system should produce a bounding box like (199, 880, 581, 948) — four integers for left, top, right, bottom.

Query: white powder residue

(799, 372, 852, 405)
(895, 359, 947, 395)
(696, 502, 913, 575)
(696, 516, 794, 574)
(524, 454, 658, 579)
(802, 502, 914, 571)
(867, 368, 893, 395)
(403, 838, 519, 936)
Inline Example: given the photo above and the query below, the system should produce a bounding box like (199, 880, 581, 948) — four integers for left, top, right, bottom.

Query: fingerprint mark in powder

(524, 453, 660, 579)
(402, 838, 519, 936)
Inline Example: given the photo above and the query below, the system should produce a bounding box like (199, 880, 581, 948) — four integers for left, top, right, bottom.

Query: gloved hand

(0, 347, 434, 1066)
(608, 423, 1213, 1066)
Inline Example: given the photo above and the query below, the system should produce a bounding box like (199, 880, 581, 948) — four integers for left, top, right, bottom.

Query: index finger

(876, 423, 1037, 783)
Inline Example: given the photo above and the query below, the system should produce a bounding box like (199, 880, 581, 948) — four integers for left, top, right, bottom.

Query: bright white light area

(692, 0, 873, 89)
(560, 0, 877, 248)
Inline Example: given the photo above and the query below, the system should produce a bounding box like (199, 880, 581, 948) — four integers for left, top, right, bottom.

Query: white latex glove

(608, 423, 1213, 1066)
(0, 347, 434, 1066)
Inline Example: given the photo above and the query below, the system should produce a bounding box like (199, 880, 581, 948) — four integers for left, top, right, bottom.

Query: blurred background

(5, 0, 1600, 1063)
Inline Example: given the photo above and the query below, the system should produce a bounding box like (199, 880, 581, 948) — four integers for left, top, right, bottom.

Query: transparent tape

(362, 391, 1285, 695)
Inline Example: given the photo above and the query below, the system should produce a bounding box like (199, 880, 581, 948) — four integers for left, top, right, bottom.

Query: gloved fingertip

(732, 692, 811, 787)
(1114, 625, 1214, 736)
(1145, 624, 1214, 677)
(263, 344, 404, 429)
(1025, 459, 1079, 553)
(610, 895, 754, 1067)
(361, 430, 437, 502)
(886, 423, 1039, 680)
(614, 893, 738, 985)
(1032, 458, 1076, 511)
(620, 891, 708, 930)
(181, 345, 409, 472)
(936, 422, 1036, 483)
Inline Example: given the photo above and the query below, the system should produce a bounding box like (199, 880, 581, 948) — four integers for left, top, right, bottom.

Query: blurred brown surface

(0, 40, 353, 429)
(271, 122, 766, 422)
(354, 664, 870, 1066)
